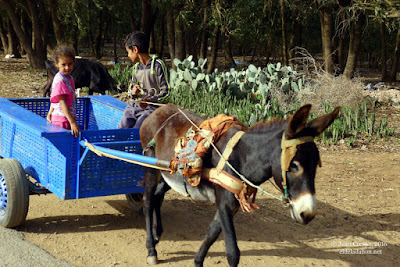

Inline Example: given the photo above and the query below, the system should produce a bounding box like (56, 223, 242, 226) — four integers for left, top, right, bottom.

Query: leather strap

(216, 131, 245, 171)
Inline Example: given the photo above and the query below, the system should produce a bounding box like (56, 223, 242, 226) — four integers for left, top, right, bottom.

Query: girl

(46, 46, 80, 137)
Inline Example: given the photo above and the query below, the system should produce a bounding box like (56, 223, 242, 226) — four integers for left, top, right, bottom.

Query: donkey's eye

(290, 161, 304, 177)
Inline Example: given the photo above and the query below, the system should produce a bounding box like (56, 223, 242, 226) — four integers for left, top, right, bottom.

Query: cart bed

(0, 96, 144, 200)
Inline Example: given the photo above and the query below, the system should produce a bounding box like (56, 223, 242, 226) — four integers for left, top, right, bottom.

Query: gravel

(0, 227, 74, 266)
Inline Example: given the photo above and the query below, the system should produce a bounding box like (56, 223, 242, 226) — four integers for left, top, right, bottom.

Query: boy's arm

(148, 60, 169, 103)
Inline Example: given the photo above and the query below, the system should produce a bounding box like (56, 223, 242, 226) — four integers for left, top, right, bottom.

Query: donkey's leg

(194, 190, 240, 267)
(152, 179, 170, 244)
(143, 149, 161, 265)
(216, 191, 240, 267)
(194, 212, 222, 267)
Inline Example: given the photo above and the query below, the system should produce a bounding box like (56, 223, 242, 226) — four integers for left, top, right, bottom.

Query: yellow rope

(83, 141, 170, 171)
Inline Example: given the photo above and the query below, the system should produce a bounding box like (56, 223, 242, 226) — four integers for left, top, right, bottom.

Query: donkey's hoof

(147, 256, 158, 265)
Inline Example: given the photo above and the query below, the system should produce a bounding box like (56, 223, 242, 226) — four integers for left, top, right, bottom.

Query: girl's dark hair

(124, 31, 149, 53)
(53, 46, 76, 63)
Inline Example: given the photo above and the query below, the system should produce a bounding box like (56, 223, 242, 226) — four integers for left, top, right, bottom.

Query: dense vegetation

(109, 56, 396, 145)
(1, 0, 398, 144)
(0, 0, 399, 82)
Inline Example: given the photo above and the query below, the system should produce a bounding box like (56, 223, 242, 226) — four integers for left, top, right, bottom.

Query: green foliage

(108, 63, 132, 87)
(170, 56, 305, 106)
(168, 82, 285, 126)
(315, 101, 395, 145)
(110, 56, 396, 145)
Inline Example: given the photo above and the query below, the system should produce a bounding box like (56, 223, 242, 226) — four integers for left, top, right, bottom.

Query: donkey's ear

(304, 106, 340, 137)
(285, 104, 312, 138)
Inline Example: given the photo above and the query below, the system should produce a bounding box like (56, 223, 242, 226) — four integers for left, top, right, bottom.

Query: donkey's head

(274, 104, 340, 224)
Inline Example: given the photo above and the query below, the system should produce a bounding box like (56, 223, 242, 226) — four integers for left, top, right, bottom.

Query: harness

(202, 131, 315, 212)
(280, 134, 315, 199)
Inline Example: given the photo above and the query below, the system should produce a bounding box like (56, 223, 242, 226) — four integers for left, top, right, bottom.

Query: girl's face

(126, 46, 139, 63)
(56, 56, 74, 76)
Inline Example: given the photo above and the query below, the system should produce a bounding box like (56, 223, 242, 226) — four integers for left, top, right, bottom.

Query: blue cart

(0, 95, 145, 228)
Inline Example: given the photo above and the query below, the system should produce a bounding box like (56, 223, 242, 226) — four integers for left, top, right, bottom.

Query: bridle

(280, 133, 315, 199)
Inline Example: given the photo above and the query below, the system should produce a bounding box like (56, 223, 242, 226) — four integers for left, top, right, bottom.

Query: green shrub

(109, 56, 395, 144)
(109, 63, 132, 88)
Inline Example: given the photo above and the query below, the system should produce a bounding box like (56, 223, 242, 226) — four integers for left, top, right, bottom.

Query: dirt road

(13, 148, 399, 267)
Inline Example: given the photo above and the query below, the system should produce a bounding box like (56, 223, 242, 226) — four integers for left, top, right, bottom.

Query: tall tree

(166, 2, 175, 63)
(388, 25, 400, 82)
(199, 0, 211, 60)
(141, 0, 152, 41)
(174, 2, 186, 61)
(0, 18, 9, 53)
(318, 1, 334, 74)
(0, 0, 47, 68)
(207, 25, 220, 73)
(7, 17, 21, 57)
(343, 10, 365, 78)
(213, 0, 235, 68)
(47, 0, 65, 45)
(380, 21, 387, 81)
(280, 0, 289, 65)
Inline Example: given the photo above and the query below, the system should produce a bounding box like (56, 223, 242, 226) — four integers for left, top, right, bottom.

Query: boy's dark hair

(124, 31, 149, 53)
(53, 46, 76, 63)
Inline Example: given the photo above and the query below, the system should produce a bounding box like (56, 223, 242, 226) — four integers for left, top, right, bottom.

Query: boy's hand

(131, 85, 142, 95)
(138, 97, 150, 109)
(70, 122, 81, 138)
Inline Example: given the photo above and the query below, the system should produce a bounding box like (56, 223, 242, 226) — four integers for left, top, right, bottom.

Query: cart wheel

(0, 159, 29, 228)
(125, 193, 143, 213)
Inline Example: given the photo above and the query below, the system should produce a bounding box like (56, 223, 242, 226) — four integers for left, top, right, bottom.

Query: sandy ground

(1, 57, 400, 267)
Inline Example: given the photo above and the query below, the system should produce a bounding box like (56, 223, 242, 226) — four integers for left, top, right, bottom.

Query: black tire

(0, 159, 29, 228)
(125, 193, 144, 212)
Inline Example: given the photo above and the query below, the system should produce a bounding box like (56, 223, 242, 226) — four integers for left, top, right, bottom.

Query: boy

(118, 31, 170, 129)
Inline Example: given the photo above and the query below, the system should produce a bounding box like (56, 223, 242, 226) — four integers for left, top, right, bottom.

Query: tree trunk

(187, 25, 198, 64)
(166, 4, 175, 62)
(72, 23, 79, 55)
(141, 0, 152, 41)
(388, 25, 400, 82)
(337, 36, 346, 72)
(1, 0, 47, 68)
(38, 0, 48, 53)
(7, 17, 21, 57)
(149, 7, 159, 55)
(380, 21, 387, 81)
(280, 0, 288, 65)
(224, 34, 235, 68)
(156, 12, 165, 59)
(20, 12, 30, 54)
(47, 0, 64, 45)
(319, 6, 334, 74)
(94, 11, 105, 59)
(343, 12, 365, 79)
(199, 0, 210, 60)
(0, 21, 9, 54)
(129, 1, 138, 31)
(265, 31, 272, 64)
(289, 18, 302, 59)
(174, 16, 186, 61)
(207, 25, 219, 74)
(336, 13, 346, 73)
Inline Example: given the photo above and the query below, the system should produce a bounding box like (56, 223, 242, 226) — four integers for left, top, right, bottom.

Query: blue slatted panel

(0, 96, 143, 200)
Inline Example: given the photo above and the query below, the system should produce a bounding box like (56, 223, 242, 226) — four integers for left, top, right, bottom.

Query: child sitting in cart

(46, 46, 81, 138)
(118, 31, 170, 129)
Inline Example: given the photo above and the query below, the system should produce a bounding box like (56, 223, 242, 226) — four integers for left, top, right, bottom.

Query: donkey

(139, 103, 340, 266)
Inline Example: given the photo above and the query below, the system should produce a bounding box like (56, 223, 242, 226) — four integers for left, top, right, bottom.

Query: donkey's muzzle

(289, 193, 316, 225)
